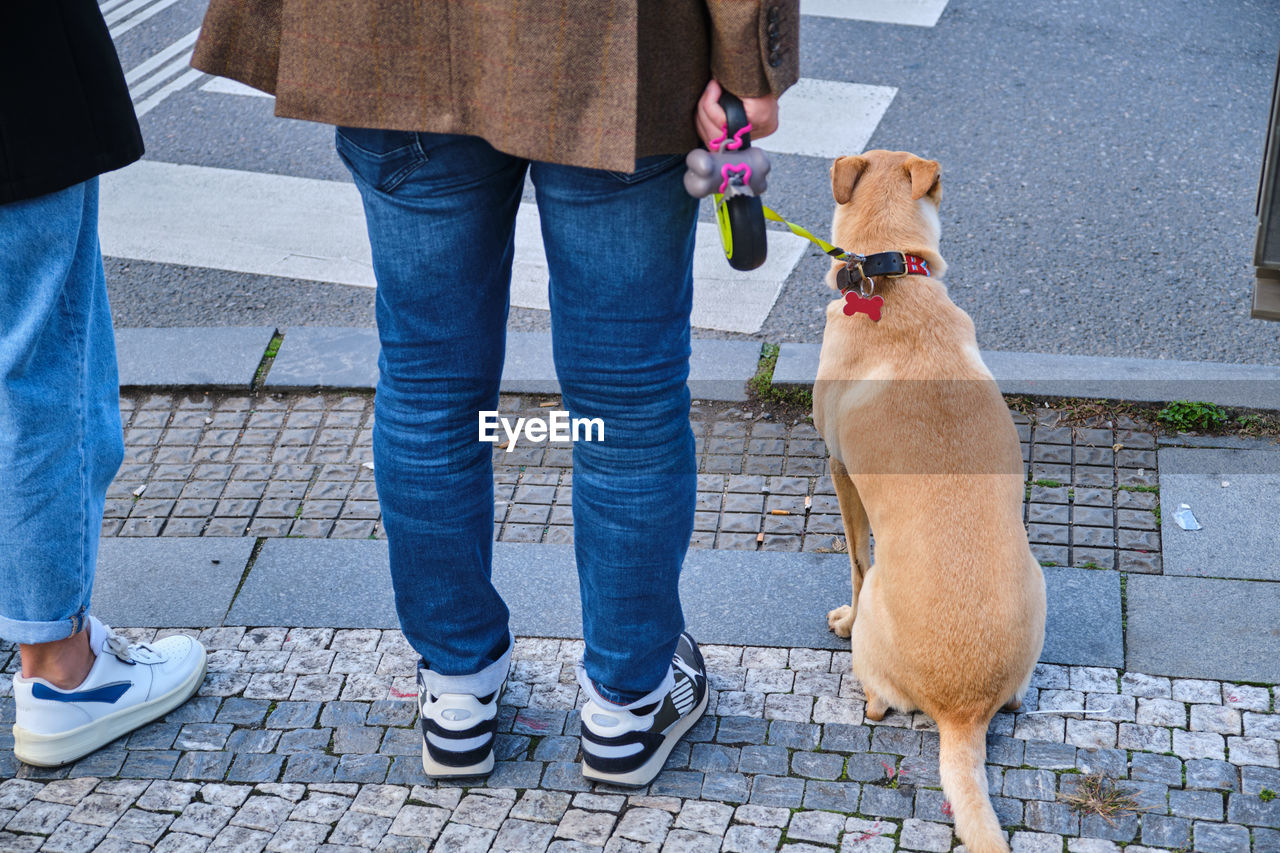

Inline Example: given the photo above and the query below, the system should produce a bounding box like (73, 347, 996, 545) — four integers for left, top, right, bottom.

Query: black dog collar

(835, 252, 931, 293)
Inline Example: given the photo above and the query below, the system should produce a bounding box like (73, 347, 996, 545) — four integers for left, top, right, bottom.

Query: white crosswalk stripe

(201, 77, 273, 98)
(98, 161, 809, 333)
(107, 0, 186, 38)
(100, 162, 374, 289)
(99, 0, 138, 16)
(510, 200, 807, 334)
(122, 28, 204, 116)
(763, 79, 895, 159)
(800, 0, 951, 27)
(103, 0, 155, 26)
(124, 28, 199, 86)
(130, 53, 195, 101)
(134, 68, 205, 117)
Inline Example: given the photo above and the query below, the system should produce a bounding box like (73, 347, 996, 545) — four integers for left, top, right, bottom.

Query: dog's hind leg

(865, 687, 890, 722)
(826, 457, 872, 638)
(1003, 664, 1037, 713)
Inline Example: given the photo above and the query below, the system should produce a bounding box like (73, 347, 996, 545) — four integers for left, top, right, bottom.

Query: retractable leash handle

(683, 92, 771, 271)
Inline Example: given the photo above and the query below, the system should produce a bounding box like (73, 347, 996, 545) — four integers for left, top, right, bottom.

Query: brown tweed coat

(191, 1, 799, 172)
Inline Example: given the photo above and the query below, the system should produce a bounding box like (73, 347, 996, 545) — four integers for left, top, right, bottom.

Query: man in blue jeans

(334, 120, 754, 784)
(194, 1, 799, 785)
(2, 0, 208, 767)
(339, 84, 797, 784)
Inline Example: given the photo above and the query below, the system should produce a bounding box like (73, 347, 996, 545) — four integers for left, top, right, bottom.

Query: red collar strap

(837, 252, 931, 322)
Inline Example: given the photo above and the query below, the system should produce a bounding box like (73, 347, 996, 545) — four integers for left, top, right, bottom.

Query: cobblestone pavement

(103, 392, 1161, 572)
(4, 391, 1205, 851)
(3, 631, 1278, 852)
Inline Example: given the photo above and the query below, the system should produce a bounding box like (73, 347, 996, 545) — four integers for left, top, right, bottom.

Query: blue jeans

(336, 128, 698, 701)
(0, 178, 124, 645)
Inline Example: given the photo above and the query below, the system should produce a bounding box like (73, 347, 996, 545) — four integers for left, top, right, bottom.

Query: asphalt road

(103, 0, 1280, 364)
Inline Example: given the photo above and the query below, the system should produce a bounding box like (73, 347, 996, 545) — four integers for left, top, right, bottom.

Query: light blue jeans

(0, 178, 124, 645)
(336, 128, 699, 702)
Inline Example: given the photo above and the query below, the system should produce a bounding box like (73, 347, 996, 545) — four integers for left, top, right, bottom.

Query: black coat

(0, 0, 143, 205)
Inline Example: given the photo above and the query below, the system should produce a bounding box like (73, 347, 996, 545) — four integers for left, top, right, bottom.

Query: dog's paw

(827, 605, 855, 638)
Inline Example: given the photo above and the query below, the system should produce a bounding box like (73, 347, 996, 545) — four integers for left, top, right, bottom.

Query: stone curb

(263, 329, 763, 403)
(116, 326, 1280, 410)
(115, 327, 763, 402)
(93, 539, 1121, 668)
(116, 326, 276, 389)
(772, 343, 1280, 410)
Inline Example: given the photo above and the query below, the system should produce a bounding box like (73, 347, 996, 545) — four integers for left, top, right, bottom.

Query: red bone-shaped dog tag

(842, 291, 884, 321)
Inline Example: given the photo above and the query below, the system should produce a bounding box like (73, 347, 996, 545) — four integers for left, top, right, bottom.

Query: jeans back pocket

(335, 127, 430, 194)
(607, 153, 686, 184)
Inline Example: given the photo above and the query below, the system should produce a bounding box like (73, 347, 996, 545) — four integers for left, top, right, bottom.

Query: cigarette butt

(755, 531, 765, 543)
(804, 496, 812, 511)
(497, 441, 509, 450)
(539, 401, 558, 408)
(770, 509, 790, 515)
(1112, 443, 1123, 452)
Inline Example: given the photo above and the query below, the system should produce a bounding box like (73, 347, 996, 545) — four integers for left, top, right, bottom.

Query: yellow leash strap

(761, 205, 852, 262)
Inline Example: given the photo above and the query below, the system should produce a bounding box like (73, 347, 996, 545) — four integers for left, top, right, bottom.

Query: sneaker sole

(418, 675, 507, 780)
(422, 749, 495, 779)
(580, 685, 710, 788)
(12, 647, 208, 767)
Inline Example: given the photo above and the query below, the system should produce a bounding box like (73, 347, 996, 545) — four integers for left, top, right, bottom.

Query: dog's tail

(937, 718, 1009, 853)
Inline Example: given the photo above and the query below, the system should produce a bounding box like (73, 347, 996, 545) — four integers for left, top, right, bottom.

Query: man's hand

(696, 78, 779, 147)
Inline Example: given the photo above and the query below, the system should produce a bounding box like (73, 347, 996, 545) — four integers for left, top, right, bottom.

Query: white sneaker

(12, 616, 207, 767)
(578, 632, 709, 787)
(418, 636, 512, 779)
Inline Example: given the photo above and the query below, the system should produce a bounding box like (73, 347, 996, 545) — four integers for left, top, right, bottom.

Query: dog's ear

(904, 156, 941, 202)
(831, 155, 869, 205)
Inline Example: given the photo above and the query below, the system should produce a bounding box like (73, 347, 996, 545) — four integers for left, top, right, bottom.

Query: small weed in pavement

(1235, 413, 1272, 434)
(813, 537, 847, 554)
(1006, 394, 1280, 437)
(748, 343, 813, 413)
(253, 332, 286, 388)
(1059, 773, 1145, 825)
(1157, 400, 1229, 432)
(1262, 788, 1277, 803)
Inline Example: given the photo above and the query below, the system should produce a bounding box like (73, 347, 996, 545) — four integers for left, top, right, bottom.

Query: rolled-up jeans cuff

(417, 632, 513, 698)
(578, 659, 674, 709)
(0, 610, 86, 646)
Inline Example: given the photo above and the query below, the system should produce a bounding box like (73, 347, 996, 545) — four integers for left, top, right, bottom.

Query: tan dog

(814, 150, 1046, 853)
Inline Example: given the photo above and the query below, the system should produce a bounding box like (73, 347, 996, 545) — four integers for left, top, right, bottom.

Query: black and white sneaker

(577, 632, 709, 787)
(418, 636, 511, 779)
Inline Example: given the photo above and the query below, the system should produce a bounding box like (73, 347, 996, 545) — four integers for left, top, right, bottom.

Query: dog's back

(822, 281, 1044, 713)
